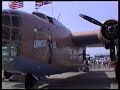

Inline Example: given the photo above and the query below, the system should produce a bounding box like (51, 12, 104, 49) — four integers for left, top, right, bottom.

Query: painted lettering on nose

(34, 40, 47, 48)
(33, 40, 57, 49)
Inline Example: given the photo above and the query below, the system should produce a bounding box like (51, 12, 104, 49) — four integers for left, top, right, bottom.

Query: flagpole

(35, 1, 38, 12)
(52, 2, 53, 17)
(35, 7, 38, 12)
(22, 1, 24, 11)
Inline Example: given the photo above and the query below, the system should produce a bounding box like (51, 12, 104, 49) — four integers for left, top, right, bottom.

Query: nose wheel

(25, 73, 38, 89)
(3, 71, 14, 81)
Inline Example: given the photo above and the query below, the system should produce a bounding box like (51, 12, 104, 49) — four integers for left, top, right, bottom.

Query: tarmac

(2, 68, 118, 89)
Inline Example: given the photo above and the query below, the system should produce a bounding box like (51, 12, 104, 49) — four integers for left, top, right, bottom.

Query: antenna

(57, 12, 61, 21)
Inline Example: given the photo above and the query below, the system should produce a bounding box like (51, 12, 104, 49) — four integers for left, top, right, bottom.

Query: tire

(4, 71, 13, 79)
(25, 73, 38, 89)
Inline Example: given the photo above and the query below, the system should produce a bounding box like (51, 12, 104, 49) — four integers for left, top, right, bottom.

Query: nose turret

(2, 9, 21, 71)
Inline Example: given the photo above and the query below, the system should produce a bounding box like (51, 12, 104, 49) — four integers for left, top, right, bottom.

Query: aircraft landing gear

(25, 73, 38, 89)
(3, 71, 14, 81)
(115, 61, 120, 88)
(83, 61, 90, 72)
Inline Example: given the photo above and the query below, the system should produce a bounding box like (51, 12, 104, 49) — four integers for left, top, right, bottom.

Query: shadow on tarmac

(10, 70, 118, 89)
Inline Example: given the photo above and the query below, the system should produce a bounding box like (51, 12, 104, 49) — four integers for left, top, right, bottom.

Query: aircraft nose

(2, 9, 21, 73)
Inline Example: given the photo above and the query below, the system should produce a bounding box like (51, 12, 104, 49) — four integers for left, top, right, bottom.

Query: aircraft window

(2, 10, 9, 14)
(2, 41, 10, 57)
(32, 12, 47, 20)
(12, 16, 20, 27)
(11, 43, 18, 56)
(46, 16, 53, 23)
(2, 42, 18, 63)
(2, 27, 10, 40)
(2, 15, 10, 26)
(11, 11, 18, 15)
(12, 28, 19, 40)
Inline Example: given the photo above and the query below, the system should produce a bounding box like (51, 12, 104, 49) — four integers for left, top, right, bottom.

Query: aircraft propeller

(79, 14, 118, 62)
(79, 14, 103, 26)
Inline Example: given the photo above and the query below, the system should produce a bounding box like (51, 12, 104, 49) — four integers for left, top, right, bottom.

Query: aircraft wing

(72, 30, 104, 47)
(71, 29, 118, 48)
(73, 14, 118, 48)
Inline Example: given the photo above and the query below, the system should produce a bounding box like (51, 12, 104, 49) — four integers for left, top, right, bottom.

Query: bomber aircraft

(2, 9, 118, 89)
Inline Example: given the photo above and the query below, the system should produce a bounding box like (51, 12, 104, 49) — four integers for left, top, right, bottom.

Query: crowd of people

(87, 57, 112, 69)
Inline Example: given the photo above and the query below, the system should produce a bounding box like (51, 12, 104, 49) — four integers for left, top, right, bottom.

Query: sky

(2, 1, 118, 57)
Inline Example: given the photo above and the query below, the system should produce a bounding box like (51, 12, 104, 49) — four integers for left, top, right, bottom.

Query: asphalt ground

(2, 68, 118, 89)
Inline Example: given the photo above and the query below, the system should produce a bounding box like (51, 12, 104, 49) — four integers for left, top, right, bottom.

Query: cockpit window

(32, 12, 47, 20)
(46, 16, 53, 23)
(2, 27, 10, 40)
(2, 15, 10, 26)
(12, 16, 20, 27)
(12, 28, 19, 40)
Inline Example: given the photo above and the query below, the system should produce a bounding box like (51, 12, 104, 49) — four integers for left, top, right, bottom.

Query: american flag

(8, 1, 23, 9)
(35, 1, 52, 9)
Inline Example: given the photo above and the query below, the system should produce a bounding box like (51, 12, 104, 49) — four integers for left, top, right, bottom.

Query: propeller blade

(79, 14, 103, 26)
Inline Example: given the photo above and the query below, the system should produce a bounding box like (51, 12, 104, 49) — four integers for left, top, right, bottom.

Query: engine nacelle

(98, 19, 118, 45)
